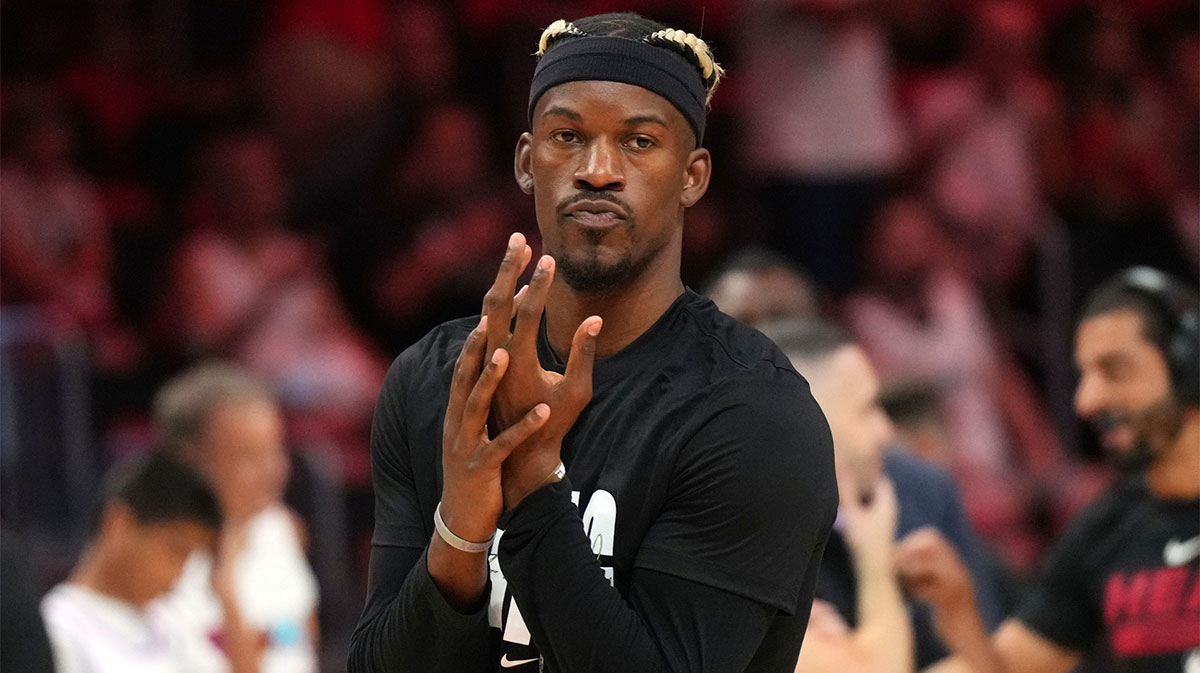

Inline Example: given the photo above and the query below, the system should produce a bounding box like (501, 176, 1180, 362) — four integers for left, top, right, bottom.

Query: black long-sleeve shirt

(348, 291, 838, 672)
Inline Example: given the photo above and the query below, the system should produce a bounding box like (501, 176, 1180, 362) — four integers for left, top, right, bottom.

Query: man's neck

(1147, 410, 1200, 500)
(70, 547, 144, 610)
(544, 275, 685, 361)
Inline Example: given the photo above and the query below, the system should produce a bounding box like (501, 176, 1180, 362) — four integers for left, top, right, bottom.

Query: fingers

(483, 403, 550, 465)
(460, 348, 511, 435)
(483, 233, 532, 355)
(446, 316, 489, 430)
(511, 255, 554, 355)
(513, 284, 529, 317)
(563, 316, 602, 408)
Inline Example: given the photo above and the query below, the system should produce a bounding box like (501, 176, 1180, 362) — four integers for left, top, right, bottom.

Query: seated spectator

(903, 0, 1059, 295)
(40, 452, 222, 673)
(153, 362, 319, 673)
(164, 129, 385, 484)
(736, 0, 907, 293)
(759, 318, 1005, 669)
(843, 193, 1067, 571)
(702, 247, 821, 326)
(878, 379, 953, 469)
(0, 88, 134, 363)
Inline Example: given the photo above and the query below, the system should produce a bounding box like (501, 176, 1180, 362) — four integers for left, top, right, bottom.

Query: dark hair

(1081, 267, 1200, 404)
(879, 379, 942, 426)
(700, 247, 813, 292)
(99, 452, 223, 531)
(573, 12, 665, 38)
(758, 318, 853, 363)
(1082, 277, 1175, 352)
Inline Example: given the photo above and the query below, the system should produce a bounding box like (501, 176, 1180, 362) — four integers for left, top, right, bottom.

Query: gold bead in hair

(645, 27, 725, 102)
(536, 19, 585, 56)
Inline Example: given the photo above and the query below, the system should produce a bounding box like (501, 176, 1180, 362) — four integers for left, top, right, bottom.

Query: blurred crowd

(0, 0, 1196, 669)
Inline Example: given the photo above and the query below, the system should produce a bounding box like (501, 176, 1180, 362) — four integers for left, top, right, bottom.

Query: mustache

(1091, 410, 1129, 436)
(555, 190, 634, 219)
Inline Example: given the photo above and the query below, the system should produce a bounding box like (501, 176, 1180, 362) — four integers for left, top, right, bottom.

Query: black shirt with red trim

(1016, 474, 1200, 672)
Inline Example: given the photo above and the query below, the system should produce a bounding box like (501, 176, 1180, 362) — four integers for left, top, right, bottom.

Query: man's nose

(1074, 371, 1103, 419)
(574, 138, 624, 191)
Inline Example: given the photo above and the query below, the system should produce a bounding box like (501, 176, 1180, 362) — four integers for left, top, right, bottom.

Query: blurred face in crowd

(197, 400, 290, 521)
(206, 135, 289, 232)
(794, 345, 895, 503)
(707, 268, 818, 327)
(516, 80, 710, 293)
(101, 504, 215, 607)
(1074, 309, 1182, 470)
(865, 197, 952, 288)
(971, 0, 1039, 80)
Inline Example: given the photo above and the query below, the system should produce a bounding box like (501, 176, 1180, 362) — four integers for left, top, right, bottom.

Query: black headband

(528, 35, 707, 144)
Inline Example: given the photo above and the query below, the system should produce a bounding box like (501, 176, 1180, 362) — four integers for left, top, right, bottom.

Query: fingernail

(533, 403, 549, 418)
(538, 256, 552, 271)
(508, 232, 521, 249)
(478, 315, 488, 330)
(491, 348, 504, 364)
(587, 318, 602, 336)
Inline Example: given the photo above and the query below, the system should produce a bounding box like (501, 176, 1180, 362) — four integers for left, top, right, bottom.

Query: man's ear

(514, 132, 535, 194)
(680, 147, 711, 208)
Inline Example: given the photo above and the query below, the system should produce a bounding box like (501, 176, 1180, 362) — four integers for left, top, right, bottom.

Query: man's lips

(567, 210, 622, 228)
(563, 199, 628, 220)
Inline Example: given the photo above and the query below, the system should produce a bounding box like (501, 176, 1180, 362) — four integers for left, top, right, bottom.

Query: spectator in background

(164, 129, 385, 484)
(903, 0, 1059, 297)
(1, 90, 112, 329)
(154, 362, 319, 673)
(0, 86, 147, 376)
(702, 247, 821, 327)
(762, 318, 1005, 669)
(40, 452, 223, 673)
(737, 0, 906, 292)
(892, 267, 1200, 673)
(1046, 3, 1197, 298)
(844, 193, 1074, 572)
(366, 101, 522, 349)
(878, 380, 953, 469)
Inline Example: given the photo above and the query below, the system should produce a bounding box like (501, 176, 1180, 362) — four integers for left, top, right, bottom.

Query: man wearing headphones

(894, 266, 1199, 673)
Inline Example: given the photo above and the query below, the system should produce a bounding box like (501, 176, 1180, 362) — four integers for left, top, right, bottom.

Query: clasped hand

(439, 233, 601, 543)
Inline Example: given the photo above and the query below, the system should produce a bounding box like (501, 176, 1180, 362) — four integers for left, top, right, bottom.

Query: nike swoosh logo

(499, 654, 539, 668)
(1164, 535, 1200, 567)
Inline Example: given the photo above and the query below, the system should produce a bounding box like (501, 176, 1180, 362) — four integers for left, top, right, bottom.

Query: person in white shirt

(153, 362, 320, 673)
(41, 452, 223, 673)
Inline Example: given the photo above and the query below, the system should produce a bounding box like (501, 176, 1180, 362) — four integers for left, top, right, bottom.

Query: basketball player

(348, 12, 838, 672)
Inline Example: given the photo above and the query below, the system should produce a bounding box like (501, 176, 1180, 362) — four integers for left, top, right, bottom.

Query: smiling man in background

(895, 266, 1200, 673)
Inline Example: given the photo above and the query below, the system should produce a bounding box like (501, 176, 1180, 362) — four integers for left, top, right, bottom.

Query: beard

(1093, 395, 1186, 471)
(550, 191, 643, 293)
(557, 242, 638, 293)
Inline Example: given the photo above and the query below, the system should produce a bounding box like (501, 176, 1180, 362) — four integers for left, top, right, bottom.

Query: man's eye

(627, 136, 654, 150)
(552, 130, 579, 143)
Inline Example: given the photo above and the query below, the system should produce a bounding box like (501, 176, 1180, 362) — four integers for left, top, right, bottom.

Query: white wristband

(543, 461, 566, 485)
(433, 502, 494, 553)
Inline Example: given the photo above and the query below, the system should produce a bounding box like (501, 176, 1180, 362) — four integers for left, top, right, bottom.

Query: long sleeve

(498, 376, 838, 673)
(347, 332, 496, 672)
(347, 544, 493, 672)
(499, 481, 820, 673)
